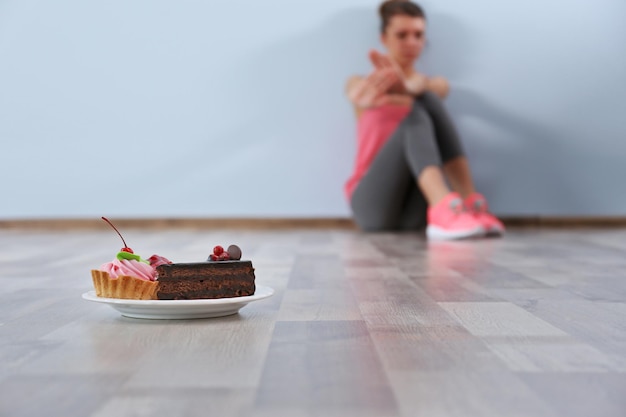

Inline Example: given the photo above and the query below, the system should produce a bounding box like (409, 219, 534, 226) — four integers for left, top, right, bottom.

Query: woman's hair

(378, 0, 425, 33)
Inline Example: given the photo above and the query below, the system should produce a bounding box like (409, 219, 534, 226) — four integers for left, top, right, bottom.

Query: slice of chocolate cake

(155, 260, 256, 300)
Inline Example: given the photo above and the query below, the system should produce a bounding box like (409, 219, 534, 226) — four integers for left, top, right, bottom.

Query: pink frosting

(99, 259, 156, 281)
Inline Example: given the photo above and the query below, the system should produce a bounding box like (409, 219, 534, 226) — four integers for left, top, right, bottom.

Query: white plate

(81, 285, 274, 319)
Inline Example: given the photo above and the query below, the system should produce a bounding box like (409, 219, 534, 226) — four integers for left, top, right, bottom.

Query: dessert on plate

(91, 218, 256, 300)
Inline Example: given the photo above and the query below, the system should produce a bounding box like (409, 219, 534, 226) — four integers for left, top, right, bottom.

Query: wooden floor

(1, 227, 626, 417)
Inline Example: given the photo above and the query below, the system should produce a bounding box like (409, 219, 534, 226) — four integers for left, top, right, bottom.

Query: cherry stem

(101, 217, 129, 249)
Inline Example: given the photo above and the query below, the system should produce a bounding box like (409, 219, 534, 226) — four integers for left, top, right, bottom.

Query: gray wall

(1, 0, 625, 219)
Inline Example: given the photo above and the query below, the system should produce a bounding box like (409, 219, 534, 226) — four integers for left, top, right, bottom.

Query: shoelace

(472, 199, 488, 213)
(449, 198, 464, 214)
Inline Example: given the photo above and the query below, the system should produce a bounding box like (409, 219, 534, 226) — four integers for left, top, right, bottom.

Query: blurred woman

(345, 0, 504, 239)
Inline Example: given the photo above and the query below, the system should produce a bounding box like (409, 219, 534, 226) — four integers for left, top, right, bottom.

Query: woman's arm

(426, 76, 450, 99)
(345, 69, 399, 109)
(381, 94, 414, 107)
(346, 73, 413, 118)
(347, 73, 449, 107)
(396, 72, 450, 99)
(345, 76, 365, 101)
(368, 49, 450, 99)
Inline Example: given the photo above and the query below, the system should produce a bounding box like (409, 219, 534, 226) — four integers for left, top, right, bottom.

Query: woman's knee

(400, 105, 436, 150)
(419, 90, 445, 109)
(404, 104, 434, 129)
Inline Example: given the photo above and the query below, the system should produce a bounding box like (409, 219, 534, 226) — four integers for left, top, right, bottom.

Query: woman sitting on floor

(344, 0, 505, 240)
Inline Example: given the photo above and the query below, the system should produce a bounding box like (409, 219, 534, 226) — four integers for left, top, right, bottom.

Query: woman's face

(381, 15, 426, 67)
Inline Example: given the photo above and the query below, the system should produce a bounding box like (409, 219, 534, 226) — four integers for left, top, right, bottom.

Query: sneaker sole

(486, 226, 505, 237)
(426, 225, 486, 241)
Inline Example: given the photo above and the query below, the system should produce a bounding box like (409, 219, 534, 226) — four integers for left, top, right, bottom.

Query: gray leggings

(350, 91, 465, 231)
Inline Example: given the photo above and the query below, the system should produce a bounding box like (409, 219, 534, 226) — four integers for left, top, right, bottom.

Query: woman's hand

(369, 49, 428, 96)
(346, 67, 399, 109)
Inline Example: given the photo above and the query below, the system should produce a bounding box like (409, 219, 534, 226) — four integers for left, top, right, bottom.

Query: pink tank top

(344, 104, 411, 199)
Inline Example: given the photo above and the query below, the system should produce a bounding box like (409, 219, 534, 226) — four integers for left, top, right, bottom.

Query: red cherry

(101, 217, 133, 253)
(219, 252, 230, 261)
(213, 245, 224, 256)
(209, 254, 219, 261)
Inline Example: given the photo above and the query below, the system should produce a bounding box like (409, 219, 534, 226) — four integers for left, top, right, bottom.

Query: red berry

(148, 254, 172, 267)
(219, 252, 230, 261)
(209, 254, 219, 261)
(121, 247, 134, 254)
(213, 245, 224, 256)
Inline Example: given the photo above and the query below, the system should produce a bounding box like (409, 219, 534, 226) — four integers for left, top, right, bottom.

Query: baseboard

(0, 217, 358, 230)
(1, 216, 626, 230)
(500, 216, 626, 228)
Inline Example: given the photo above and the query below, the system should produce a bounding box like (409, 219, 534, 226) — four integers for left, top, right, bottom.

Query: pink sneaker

(464, 193, 505, 236)
(426, 193, 486, 240)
